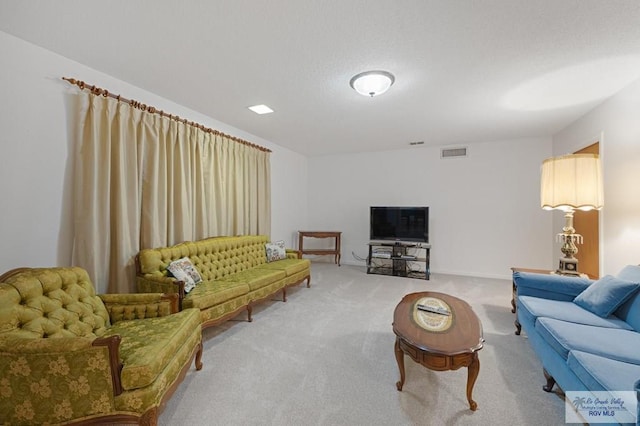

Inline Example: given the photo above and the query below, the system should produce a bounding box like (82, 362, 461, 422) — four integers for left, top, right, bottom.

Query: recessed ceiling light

(248, 104, 274, 114)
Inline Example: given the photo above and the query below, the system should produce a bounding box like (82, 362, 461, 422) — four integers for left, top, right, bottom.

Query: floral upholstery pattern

(221, 268, 287, 291)
(258, 257, 311, 276)
(103, 309, 201, 390)
(113, 325, 201, 414)
(182, 280, 250, 310)
(0, 267, 203, 425)
(136, 235, 311, 329)
(1, 341, 114, 424)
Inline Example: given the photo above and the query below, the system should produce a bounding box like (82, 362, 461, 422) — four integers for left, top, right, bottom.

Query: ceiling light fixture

(248, 104, 274, 114)
(349, 70, 395, 97)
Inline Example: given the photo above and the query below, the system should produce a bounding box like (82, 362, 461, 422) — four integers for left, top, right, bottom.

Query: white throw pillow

(167, 257, 202, 293)
(265, 240, 287, 262)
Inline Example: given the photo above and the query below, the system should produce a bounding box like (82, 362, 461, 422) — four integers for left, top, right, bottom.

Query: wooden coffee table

(392, 291, 484, 411)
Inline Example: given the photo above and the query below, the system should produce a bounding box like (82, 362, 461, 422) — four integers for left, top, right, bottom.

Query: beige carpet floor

(159, 262, 569, 426)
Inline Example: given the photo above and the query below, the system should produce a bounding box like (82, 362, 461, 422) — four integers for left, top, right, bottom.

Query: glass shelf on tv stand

(367, 241, 431, 280)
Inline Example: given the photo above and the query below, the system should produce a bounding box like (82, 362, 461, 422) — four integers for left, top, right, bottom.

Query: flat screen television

(370, 206, 429, 243)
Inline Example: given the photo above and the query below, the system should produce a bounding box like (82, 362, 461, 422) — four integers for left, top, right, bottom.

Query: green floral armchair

(0, 267, 203, 425)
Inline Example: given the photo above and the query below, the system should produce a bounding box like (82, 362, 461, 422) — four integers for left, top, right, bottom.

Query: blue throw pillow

(574, 275, 640, 317)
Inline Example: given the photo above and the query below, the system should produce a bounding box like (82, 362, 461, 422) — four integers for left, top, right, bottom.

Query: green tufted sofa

(0, 267, 203, 425)
(135, 235, 311, 329)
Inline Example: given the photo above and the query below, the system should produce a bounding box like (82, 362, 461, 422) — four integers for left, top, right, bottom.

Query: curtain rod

(62, 77, 272, 153)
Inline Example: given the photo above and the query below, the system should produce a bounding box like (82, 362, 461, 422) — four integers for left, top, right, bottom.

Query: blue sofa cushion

(536, 317, 640, 365)
(614, 292, 640, 334)
(518, 296, 633, 330)
(574, 275, 640, 317)
(567, 351, 640, 424)
(568, 350, 640, 392)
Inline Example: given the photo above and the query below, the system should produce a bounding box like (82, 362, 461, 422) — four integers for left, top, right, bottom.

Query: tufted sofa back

(0, 267, 110, 339)
(138, 235, 271, 281)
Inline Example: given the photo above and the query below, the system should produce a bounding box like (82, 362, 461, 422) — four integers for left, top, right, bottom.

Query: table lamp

(540, 153, 603, 275)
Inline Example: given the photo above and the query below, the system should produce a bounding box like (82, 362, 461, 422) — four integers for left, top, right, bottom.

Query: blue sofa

(515, 265, 640, 426)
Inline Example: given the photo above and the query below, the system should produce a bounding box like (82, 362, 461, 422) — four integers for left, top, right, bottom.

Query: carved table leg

(514, 318, 521, 335)
(466, 353, 480, 411)
(394, 338, 405, 391)
(543, 369, 556, 392)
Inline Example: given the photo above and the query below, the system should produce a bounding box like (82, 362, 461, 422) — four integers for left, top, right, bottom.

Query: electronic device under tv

(370, 206, 429, 243)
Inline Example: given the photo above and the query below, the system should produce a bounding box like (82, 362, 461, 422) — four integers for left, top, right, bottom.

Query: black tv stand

(367, 241, 430, 280)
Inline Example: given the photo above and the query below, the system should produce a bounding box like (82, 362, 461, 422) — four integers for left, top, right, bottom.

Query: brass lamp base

(554, 210, 583, 276)
(556, 257, 581, 276)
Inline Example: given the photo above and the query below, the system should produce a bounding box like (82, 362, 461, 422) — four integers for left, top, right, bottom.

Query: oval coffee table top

(393, 291, 484, 356)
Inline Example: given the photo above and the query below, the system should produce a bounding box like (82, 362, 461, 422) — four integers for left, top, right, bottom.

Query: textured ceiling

(2, 1, 640, 156)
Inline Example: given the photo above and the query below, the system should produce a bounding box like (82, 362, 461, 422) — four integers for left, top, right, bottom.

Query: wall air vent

(440, 147, 468, 159)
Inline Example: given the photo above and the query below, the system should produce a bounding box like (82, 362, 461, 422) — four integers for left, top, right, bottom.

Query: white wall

(307, 138, 553, 279)
(16, 26, 636, 284)
(0, 31, 308, 292)
(553, 78, 640, 275)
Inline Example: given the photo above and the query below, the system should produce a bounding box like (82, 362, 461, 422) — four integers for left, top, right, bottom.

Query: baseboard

(326, 259, 512, 281)
(430, 269, 511, 281)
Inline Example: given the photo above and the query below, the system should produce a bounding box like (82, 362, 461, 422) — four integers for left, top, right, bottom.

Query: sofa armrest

(0, 336, 123, 424)
(99, 293, 179, 323)
(514, 271, 593, 301)
(286, 249, 302, 259)
(136, 275, 186, 310)
(92, 335, 123, 395)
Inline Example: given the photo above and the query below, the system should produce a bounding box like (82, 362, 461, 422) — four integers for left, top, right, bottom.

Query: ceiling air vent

(440, 147, 468, 159)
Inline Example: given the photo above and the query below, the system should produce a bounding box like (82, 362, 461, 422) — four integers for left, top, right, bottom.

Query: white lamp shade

(540, 153, 604, 211)
(350, 71, 395, 97)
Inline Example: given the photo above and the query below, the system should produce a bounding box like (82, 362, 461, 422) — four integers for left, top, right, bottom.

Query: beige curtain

(72, 92, 271, 293)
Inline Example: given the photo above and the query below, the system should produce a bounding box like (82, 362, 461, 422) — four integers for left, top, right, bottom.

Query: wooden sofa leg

(543, 369, 556, 392)
(247, 305, 253, 322)
(282, 288, 287, 302)
(195, 342, 203, 371)
(306, 275, 311, 288)
(140, 406, 158, 426)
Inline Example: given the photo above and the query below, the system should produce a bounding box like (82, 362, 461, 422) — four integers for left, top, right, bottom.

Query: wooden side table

(298, 231, 341, 266)
(510, 267, 553, 335)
